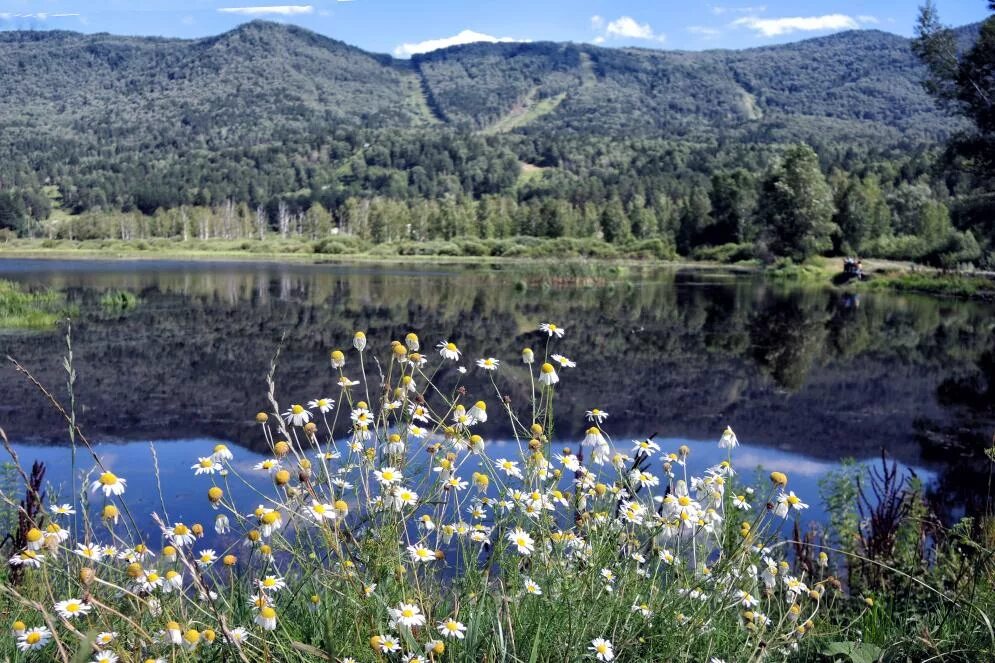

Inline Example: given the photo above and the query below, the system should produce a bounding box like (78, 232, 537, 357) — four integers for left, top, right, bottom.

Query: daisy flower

(353, 331, 367, 351)
(539, 322, 565, 338)
(732, 494, 752, 511)
(94, 631, 117, 647)
(50, 503, 76, 516)
(337, 376, 360, 388)
(468, 400, 487, 423)
(538, 363, 559, 386)
(308, 501, 337, 521)
(377, 634, 401, 653)
(253, 458, 281, 473)
(437, 618, 466, 639)
(390, 486, 418, 511)
(496, 458, 523, 479)
(91, 653, 119, 663)
(589, 638, 614, 661)
(550, 353, 576, 368)
(191, 457, 221, 475)
(506, 527, 534, 555)
(54, 598, 91, 620)
(255, 606, 277, 631)
(164, 523, 196, 546)
(258, 575, 287, 592)
(195, 549, 218, 567)
(283, 404, 311, 426)
(719, 426, 739, 449)
(476, 357, 499, 371)
(390, 603, 426, 628)
(309, 397, 335, 413)
(211, 443, 234, 461)
(16, 626, 52, 652)
(585, 408, 609, 423)
(775, 491, 809, 518)
(374, 466, 403, 485)
(523, 577, 542, 595)
(437, 340, 461, 361)
(91, 471, 126, 496)
(9, 550, 44, 567)
(407, 544, 436, 563)
(522, 348, 534, 364)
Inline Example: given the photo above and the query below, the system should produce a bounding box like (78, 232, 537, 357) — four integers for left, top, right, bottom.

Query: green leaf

(820, 641, 884, 663)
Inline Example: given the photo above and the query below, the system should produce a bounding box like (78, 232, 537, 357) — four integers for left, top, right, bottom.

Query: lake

(0, 258, 992, 530)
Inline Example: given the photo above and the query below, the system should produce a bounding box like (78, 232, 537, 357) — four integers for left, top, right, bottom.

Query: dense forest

(0, 6, 992, 267)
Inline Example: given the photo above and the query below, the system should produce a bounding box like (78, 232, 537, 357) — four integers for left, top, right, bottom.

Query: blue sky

(0, 1, 988, 55)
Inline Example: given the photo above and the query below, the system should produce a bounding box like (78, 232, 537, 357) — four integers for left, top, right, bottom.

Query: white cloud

(0, 12, 81, 20)
(393, 29, 526, 57)
(590, 15, 604, 29)
(857, 15, 879, 24)
(606, 16, 655, 40)
(733, 14, 860, 37)
(217, 5, 314, 16)
(687, 25, 721, 37)
(710, 5, 766, 15)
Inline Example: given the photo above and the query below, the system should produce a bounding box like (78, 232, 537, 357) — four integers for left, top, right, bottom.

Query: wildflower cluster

(2, 323, 832, 662)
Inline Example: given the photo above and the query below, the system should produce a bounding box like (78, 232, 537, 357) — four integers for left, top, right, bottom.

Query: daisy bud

(11, 621, 25, 637)
(369, 635, 382, 650)
(405, 332, 419, 351)
(182, 628, 200, 650)
(678, 445, 690, 458)
(522, 348, 534, 364)
(126, 562, 143, 579)
(432, 641, 445, 654)
(303, 422, 317, 436)
(274, 440, 291, 457)
(864, 596, 874, 607)
(202, 629, 216, 644)
(595, 483, 607, 496)
(223, 554, 237, 567)
(102, 504, 119, 524)
(334, 499, 349, 516)
(79, 567, 96, 584)
(274, 470, 291, 486)
(208, 487, 223, 503)
(191, 523, 204, 537)
(770, 471, 788, 486)
(255, 412, 269, 423)
(353, 331, 366, 351)
(330, 349, 345, 368)
(163, 546, 177, 561)
(528, 438, 542, 451)
(260, 544, 272, 558)
(392, 344, 406, 360)
(531, 423, 543, 436)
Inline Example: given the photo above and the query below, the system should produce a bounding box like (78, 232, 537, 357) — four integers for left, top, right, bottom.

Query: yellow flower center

(260, 607, 276, 619)
(541, 363, 554, 374)
(173, 524, 189, 535)
(66, 603, 79, 613)
(291, 405, 304, 414)
(199, 459, 212, 468)
(446, 343, 457, 351)
(99, 472, 118, 485)
(26, 632, 41, 644)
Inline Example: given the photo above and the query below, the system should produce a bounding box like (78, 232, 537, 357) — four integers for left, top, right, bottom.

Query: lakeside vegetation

(0, 280, 74, 330)
(1, 327, 994, 661)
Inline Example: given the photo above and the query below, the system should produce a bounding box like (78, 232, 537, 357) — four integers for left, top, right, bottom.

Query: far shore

(1, 240, 993, 300)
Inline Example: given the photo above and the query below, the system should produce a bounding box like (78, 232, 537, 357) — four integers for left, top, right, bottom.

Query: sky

(0, 1, 988, 56)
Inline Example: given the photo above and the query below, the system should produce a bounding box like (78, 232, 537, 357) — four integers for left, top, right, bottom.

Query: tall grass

(0, 325, 993, 662)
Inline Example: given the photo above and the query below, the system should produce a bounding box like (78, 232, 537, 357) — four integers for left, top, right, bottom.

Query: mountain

(0, 21, 972, 151)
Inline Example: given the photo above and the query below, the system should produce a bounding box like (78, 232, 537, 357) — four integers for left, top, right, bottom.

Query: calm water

(0, 258, 992, 529)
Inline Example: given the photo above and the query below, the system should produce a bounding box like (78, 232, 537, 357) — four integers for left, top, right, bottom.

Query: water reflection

(0, 259, 992, 514)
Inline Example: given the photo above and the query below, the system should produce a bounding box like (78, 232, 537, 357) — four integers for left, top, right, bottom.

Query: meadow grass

(0, 324, 993, 662)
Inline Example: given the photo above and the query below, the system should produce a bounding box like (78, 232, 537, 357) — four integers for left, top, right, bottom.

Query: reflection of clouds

(732, 451, 834, 478)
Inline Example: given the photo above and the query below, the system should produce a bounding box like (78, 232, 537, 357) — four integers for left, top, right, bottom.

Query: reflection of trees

(748, 290, 830, 391)
(0, 264, 992, 468)
(924, 339, 995, 521)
